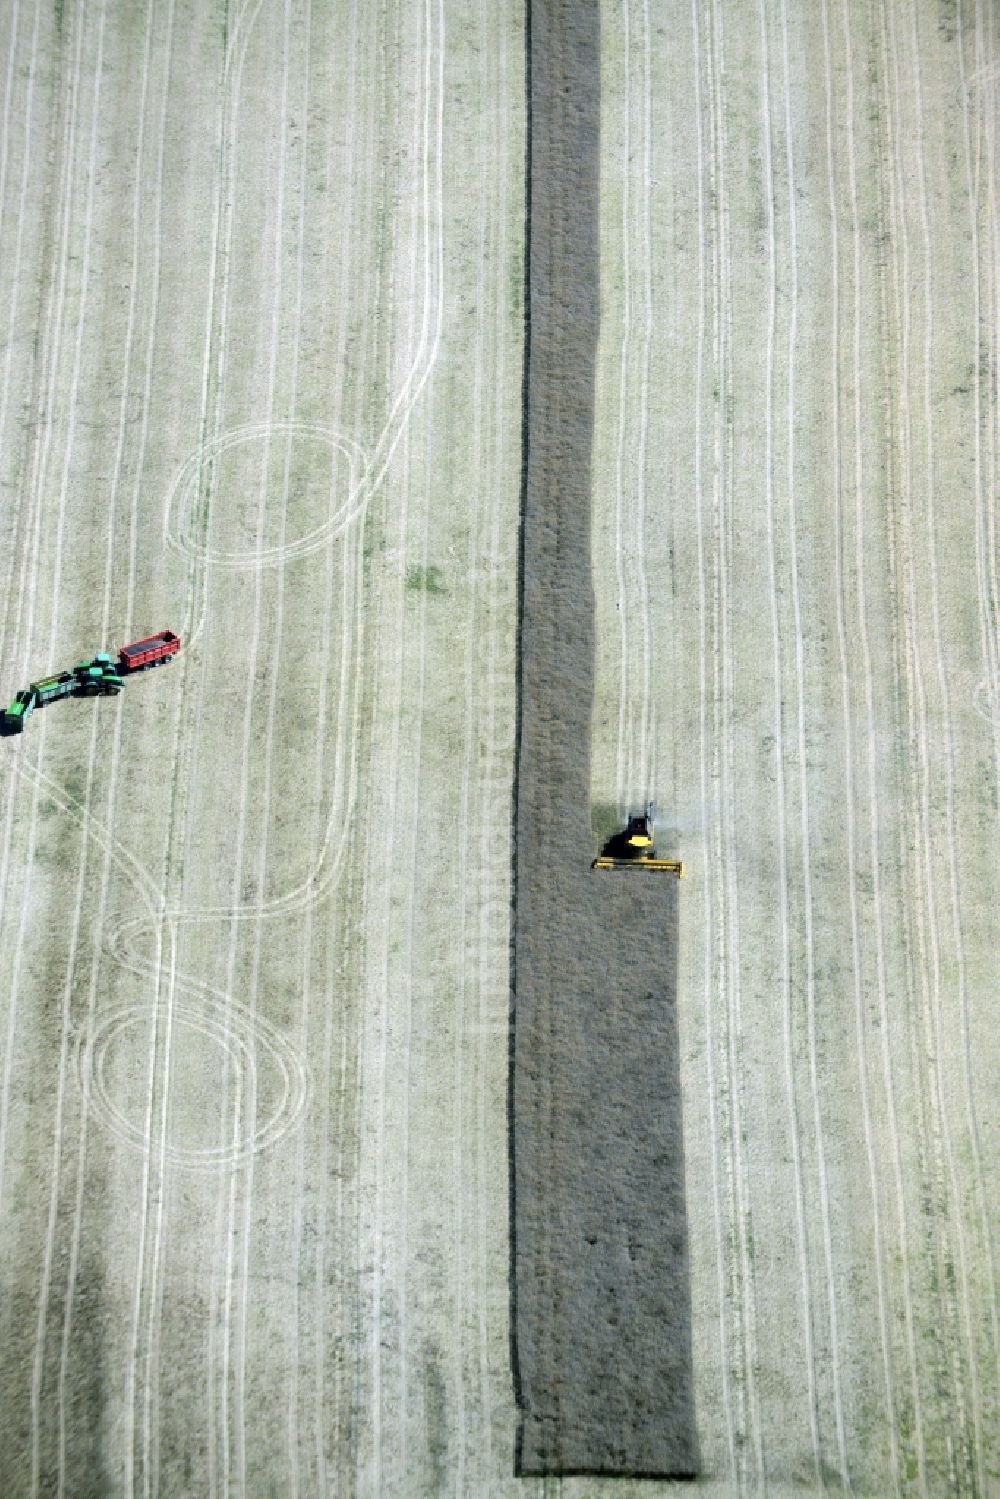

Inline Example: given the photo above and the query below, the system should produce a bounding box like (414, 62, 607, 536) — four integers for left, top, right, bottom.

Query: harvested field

(590, 0, 1000, 1494)
(0, 0, 524, 1493)
(0, 0, 997, 1496)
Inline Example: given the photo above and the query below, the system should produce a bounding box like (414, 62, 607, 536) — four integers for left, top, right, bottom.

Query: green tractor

(73, 652, 123, 696)
(2, 651, 124, 734)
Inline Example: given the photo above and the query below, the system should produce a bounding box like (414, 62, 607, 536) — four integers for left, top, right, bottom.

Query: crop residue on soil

(510, 0, 698, 1477)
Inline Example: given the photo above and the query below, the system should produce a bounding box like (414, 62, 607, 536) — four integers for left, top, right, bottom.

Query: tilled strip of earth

(510, 0, 699, 1478)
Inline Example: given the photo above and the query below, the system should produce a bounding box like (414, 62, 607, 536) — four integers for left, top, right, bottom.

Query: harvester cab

(623, 810, 655, 849)
(592, 802, 684, 876)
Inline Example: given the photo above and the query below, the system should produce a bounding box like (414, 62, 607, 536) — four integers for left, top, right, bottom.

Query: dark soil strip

(509, 0, 699, 1476)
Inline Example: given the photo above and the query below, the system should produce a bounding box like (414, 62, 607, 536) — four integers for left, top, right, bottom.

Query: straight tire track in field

(821, 2, 902, 1489)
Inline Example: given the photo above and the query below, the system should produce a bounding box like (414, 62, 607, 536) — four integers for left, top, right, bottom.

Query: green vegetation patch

(405, 563, 447, 596)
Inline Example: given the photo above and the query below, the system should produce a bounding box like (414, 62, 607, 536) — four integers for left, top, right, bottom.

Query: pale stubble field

(0, 1, 523, 1494)
(591, 0, 999, 1494)
(0, 0, 996, 1496)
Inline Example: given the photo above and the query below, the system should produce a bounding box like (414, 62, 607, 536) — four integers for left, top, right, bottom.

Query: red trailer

(118, 630, 181, 672)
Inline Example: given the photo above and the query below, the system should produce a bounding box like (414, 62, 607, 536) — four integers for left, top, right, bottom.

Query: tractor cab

(74, 656, 124, 695)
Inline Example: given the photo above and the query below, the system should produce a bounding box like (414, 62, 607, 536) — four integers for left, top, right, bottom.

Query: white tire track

(690, 0, 738, 1482)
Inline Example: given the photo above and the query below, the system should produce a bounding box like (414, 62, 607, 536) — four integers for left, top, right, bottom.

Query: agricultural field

(591, 0, 1000, 1494)
(0, 2, 997, 1499)
(0, 0, 523, 1493)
